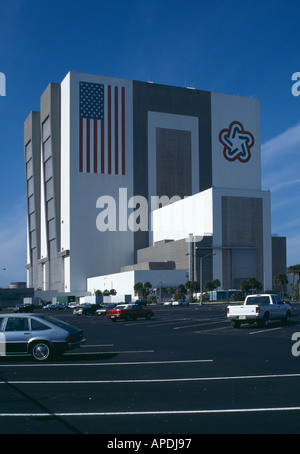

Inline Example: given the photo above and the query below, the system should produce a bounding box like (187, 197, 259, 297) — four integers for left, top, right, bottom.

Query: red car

(106, 304, 154, 322)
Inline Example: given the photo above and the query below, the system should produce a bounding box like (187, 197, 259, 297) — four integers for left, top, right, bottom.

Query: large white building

(24, 72, 285, 295)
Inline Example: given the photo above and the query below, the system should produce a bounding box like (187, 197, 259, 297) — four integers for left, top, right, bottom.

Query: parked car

(106, 304, 154, 321)
(163, 301, 173, 306)
(172, 301, 189, 306)
(0, 313, 85, 361)
(44, 303, 67, 310)
(14, 304, 35, 313)
(73, 304, 102, 316)
(96, 304, 117, 316)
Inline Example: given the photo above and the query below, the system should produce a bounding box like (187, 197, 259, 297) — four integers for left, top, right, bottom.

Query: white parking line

(1, 406, 300, 417)
(1, 372, 299, 384)
(249, 327, 282, 335)
(65, 349, 155, 356)
(145, 318, 210, 328)
(196, 326, 231, 333)
(0, 358, 213, 368)
(81, 344, 114, 347)
(174, 320, 228, 330)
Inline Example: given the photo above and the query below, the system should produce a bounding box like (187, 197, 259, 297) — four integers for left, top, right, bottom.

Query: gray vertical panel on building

(133, 81, 212, 257)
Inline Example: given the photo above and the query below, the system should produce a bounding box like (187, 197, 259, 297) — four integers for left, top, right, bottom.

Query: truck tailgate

(227, 305, 258, 319)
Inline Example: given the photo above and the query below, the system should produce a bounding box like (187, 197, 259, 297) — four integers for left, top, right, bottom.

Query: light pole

(199, 253, 216, 306)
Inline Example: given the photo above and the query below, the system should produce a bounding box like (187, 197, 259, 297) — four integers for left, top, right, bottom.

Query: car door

(3, 317, 30, 353)
(273, 295, 288, 318)
(132, 305, 144, 319)
(270, 295, 284, 319)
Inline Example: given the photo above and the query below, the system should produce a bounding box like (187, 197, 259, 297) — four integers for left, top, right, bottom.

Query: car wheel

(283, 310, 291, 324)
(30, 341, 52, 361)
(146, 313, 152, 320)
(233, 321, 241, 328)
(259, 312, 270, 328)
(125, 314, 132, 321)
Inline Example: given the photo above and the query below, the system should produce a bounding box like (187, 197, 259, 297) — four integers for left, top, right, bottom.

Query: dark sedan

(14, 304, 35, 313)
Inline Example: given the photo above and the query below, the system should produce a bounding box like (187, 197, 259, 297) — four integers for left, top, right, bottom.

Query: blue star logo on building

(219, 121, 254, 163)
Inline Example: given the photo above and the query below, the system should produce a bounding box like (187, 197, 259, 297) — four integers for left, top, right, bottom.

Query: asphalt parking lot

(1, 302, 300, 435)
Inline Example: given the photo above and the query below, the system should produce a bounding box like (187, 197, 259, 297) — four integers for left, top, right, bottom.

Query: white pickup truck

(227, 294, 292, 328)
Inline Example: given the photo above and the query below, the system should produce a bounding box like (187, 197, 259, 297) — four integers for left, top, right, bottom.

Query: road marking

(0, 358, 213, 368)
(65, 349, 155, 355)
(174, 320, 228, 330)
(196, 326, 231, 333)
(249, 327, 282, 335)
(81, 344, 114, 347)
(1, 406, 300, 417)
(1, 372, 299, 385)
(145, 318, 214, 328)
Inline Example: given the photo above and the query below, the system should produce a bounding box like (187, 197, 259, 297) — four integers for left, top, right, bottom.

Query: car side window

(31, 319, 50, 331)
(271, 295, 277, 304)
(0, 317, 4, 331)
(272, 295, 282, 304)
(5, 318, 29, 332)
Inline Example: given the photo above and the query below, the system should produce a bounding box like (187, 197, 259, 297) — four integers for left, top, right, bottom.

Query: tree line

(95, 264, 300, 303)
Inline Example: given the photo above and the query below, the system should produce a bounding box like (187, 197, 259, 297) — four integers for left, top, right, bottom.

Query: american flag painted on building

(79, 81, 126, 175)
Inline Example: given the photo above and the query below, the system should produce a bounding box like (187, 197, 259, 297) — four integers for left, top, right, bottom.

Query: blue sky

(0, 0, 300, 287)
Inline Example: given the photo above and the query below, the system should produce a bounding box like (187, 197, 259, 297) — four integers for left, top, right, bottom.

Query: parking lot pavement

(1, 303, 300, 434)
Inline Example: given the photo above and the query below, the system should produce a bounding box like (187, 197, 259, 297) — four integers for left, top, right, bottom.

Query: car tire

(146, 313, 152, 320)
(30, 341, 53, 361)
(125, 314, 132, 321)
(283, 310, 291, 325)
(233, 321, 241, 328)
(259, 312, 270, 328)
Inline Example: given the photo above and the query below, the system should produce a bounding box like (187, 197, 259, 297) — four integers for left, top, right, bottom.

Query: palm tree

(287, 265, 300, 300)
(134, 282, 152, 300)
(274, 273, 288, 299)
(240, 278, 262, 296)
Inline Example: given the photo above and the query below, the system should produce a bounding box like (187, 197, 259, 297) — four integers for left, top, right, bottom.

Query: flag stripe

(108, 85, 111, 175)
(86, 118, 90, 173)
(79, 118, 83, 173)
(122, 86, 125, 175)
(115, 86, 118, 175)
(101, 120, 105, 174)
(94, 119, 97, 173)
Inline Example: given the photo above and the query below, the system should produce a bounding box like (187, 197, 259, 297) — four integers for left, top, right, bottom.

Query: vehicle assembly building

(24, 72, 286, 295)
